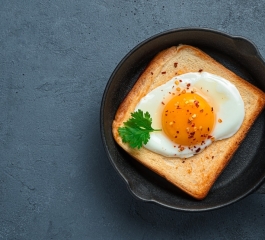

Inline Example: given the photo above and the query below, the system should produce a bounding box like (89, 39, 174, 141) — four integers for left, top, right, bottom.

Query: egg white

(135, 72, 245, 158)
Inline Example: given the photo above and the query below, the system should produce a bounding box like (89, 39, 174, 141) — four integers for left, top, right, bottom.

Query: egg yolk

(162, 92, 215, 146)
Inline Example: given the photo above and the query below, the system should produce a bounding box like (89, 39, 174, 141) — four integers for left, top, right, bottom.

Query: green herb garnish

(118, 109, 161, 149)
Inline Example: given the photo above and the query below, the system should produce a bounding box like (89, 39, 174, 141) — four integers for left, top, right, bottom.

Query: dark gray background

(1, 0, 265, 239)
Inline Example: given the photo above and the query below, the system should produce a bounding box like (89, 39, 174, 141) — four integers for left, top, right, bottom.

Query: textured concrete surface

(0, 0, 265, 239)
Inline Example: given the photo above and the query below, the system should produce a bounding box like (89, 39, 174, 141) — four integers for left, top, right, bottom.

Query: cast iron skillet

(100, 28, 265, 211)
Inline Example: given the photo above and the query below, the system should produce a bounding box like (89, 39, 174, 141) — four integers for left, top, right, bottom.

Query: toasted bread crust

(112, 45, 265, 199)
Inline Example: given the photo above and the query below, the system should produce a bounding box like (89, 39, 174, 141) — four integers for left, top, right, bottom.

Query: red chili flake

(174, 62, 178, 68)
(174, 136, 177, 138)
(176, 131, 179, 133)
(188, 132, 195, 138)
(162, 71, 166, 74)
(211, 107, 213, 112)
(207, 135, 212, 139)
(194, 100, 199, 108)
(151, 72, 153, 75)
(179, 80, 182, 82)
(161, 102, 165, 105)
(182, 161, 185, 163)
(207, 127, 210, 131)
(195, 148, 201, 153)
(212, 156, 214, 159)
(200, 109, 204, 113)
(187, 83, 191, 87)
(198, 69, 203, 72)
(179, 147, 184, 152)
(191, 123, 195, 127)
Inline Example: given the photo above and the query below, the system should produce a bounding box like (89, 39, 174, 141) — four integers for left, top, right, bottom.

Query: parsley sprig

(118, 109, 161, 149)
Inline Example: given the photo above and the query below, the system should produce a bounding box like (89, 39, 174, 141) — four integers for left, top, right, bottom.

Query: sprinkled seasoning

(194, 100, 199, 108)
(195, 148, 201, 153)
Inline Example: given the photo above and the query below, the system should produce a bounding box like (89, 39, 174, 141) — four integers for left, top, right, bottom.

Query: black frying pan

(100, 28, 265, 211)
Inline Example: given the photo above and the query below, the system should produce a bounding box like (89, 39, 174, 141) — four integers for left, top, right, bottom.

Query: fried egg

(135, 72, 245, 158)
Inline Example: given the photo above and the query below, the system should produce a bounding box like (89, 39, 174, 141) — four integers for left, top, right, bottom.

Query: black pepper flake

(162, 71, 166, 74)
(174, 62, 178, 68)
(198, 69, 203, 72)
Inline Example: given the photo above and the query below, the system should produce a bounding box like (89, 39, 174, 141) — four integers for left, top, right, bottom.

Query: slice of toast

(112, 45, 265, 199)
